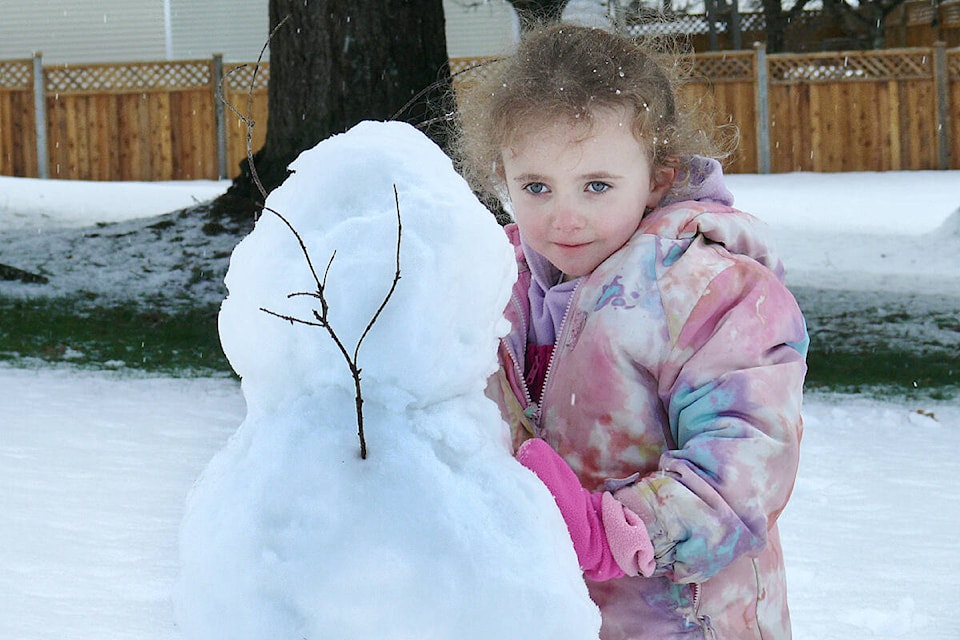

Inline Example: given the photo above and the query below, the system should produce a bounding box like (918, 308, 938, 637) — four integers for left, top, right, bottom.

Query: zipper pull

(522, 403, 545, 438)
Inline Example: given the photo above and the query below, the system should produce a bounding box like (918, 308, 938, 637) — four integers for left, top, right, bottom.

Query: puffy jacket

(491, 201, 808, 639)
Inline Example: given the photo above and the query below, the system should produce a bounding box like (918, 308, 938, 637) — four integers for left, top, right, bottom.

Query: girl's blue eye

(587, 181, 610, 193)
(524, 182, 549, 195)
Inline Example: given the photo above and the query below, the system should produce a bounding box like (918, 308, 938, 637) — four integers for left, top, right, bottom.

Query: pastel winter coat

(491, 200, 808, 639)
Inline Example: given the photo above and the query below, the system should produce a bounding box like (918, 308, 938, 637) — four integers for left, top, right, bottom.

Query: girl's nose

(550, 198, 585, 232)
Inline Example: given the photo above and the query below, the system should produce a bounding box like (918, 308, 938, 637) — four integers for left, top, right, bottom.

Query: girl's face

(501, 107, 674, 280)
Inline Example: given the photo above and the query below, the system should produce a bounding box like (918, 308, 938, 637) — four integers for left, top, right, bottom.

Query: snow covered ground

(1, 168, 958, 639)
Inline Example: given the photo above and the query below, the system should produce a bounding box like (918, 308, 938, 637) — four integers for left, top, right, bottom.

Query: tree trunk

(761, 0, 788, 53)
(213, 0, 452, 222)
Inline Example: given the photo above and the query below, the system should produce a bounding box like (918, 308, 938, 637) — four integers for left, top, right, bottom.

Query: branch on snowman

(260, 187, 403, 460)
(224, 20, 403, 460)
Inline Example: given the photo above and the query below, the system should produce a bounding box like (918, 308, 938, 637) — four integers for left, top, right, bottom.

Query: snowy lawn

(1, 168, 958, 638)
(2, 369, 957, 639)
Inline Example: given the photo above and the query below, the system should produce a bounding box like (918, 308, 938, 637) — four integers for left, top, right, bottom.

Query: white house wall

(442, 0, 517, 58)
(168, 0, 268, 61)
(0, 1, 518, 65)
(0, 0, 166, 63)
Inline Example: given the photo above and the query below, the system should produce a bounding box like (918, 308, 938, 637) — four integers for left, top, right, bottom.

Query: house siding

(168, 0, 268, 62)
(1, 1, 516, 64)
(443, 0, 517, 58)
(0, 0, 165, 63)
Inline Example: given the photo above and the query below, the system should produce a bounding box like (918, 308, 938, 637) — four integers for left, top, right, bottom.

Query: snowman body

(174, 121, 601, 639)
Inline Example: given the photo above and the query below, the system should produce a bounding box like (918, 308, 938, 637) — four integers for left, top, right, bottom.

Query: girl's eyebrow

(512, 171, 623, 183)
(579, 172, 622, 181)
(512, 173, 548, 183)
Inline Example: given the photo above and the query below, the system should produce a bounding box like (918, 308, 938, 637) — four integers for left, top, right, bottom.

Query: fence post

(32, 52, 48, 179)
(932, 42, 950, 170)
(213, 54, 228, 180)
(754, 42, 771, 174)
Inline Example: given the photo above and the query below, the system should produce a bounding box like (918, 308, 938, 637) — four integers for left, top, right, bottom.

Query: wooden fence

(453, 43, 960, 174)
(2, 46, 958, 181)
(0, 55, 268, 181)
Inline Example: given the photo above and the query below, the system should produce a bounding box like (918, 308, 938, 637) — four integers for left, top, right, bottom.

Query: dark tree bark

(760, 0, 815, 53)
(212, 0, 453, 223)
(760, 0, 906, 53)
(821, 0, 910, 49)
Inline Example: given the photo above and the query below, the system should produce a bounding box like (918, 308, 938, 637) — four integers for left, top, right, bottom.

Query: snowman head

(219, 121, 517, 416)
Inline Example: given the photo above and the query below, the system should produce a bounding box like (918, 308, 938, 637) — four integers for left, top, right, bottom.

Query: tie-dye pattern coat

(492, 201, 808, 639)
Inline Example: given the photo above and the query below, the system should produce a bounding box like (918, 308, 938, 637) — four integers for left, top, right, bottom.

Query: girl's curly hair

(452, 23, 735, 207)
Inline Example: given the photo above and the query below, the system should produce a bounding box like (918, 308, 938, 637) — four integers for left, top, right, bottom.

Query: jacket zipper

(504, 290, 537, 429)
(692, 583, 717, 639)
(534, 279, 583, 425)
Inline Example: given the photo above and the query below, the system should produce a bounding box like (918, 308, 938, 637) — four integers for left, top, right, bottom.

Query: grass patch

(804, 348, 959, 400)
(0, 297, 231, 375)
(1, 296, 957, 402)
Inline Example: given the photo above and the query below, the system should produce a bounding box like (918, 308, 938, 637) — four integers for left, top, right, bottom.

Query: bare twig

(356, 186, 403, 352)
(218, 13, 291, 204)
(394, 58, 505, 133)
(260, 187, 403, 460)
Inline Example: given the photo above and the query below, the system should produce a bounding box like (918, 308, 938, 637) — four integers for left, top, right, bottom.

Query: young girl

(455, 24, 808, 639)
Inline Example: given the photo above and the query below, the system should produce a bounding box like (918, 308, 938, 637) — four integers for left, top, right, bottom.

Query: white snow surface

(0, 177, 230, 232)
(0, 137, 958, 639)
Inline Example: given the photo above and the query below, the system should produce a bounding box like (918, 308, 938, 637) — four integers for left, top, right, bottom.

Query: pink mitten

(517, 438, 655, 581)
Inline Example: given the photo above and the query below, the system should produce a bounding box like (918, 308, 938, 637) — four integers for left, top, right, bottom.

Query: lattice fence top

(451, 52, 754, 89)
(691, 52, 754, 81)
(45, 60, 212, 94)
(0, 60, 31, 90)
(222, 62, 269, 93)
(768, 49, 935, 82)
(949, 50, 960, 79)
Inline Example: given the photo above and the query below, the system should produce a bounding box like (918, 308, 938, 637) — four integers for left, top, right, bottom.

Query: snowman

(173, 121, 601, 639)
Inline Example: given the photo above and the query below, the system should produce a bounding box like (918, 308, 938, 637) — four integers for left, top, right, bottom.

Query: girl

(455, 24, 808, 639)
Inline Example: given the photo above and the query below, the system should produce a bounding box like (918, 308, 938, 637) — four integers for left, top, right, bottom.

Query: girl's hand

(517, 438, 654, 580)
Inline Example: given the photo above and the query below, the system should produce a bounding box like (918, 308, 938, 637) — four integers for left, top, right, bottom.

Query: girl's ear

(646, 165, 677, 208)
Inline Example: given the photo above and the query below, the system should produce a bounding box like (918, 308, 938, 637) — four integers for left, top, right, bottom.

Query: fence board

(169, 89, 216, 180)
(0, 90, 35, 177)
(883, 80, 901, 171)
(766, 48, 948, 171)
(0, 59, 34, 177)
(150, 92, 172, 181)
(951, 50, 960, 168)
(681, 51, 757, 174)
(900, 78, 934, 169)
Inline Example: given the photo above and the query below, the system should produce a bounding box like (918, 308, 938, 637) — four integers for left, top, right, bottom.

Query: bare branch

(260, 307, 324, 328)
(259, 187, 404, 460)
(355, 186, 403, 360)
(216, 14, 292, 206)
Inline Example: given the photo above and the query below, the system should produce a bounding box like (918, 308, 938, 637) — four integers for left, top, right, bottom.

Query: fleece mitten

(517, 438, 655, 581)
